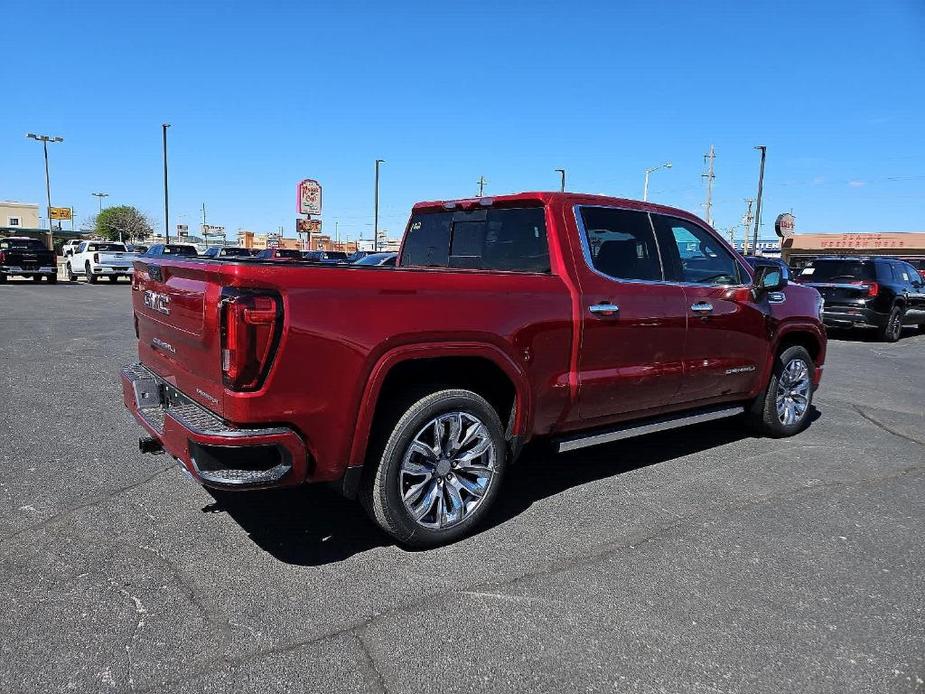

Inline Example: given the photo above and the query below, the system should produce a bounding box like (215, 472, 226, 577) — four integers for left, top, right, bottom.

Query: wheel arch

(343, 343, 531, 495)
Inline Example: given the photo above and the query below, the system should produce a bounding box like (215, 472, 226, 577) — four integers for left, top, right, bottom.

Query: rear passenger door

(571, 206, 689, 423)
(894, 262, 925, 323)
(652, 215, 770, 404)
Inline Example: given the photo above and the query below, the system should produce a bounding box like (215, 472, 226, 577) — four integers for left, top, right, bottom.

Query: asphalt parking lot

(1, 278, 923, 694)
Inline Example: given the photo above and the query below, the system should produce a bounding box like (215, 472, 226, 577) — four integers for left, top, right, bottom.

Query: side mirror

(753, 266, 787, 293)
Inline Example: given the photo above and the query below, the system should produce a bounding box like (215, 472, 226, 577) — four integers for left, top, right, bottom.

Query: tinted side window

(654, 216, 741, 285)
(401, 212, 452, 268)
(578, 207, 662, 281)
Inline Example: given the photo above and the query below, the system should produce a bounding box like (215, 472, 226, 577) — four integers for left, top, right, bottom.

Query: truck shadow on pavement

(202, 410, 819, 566)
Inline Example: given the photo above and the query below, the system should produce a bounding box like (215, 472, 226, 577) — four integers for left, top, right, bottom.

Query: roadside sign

(177, 224, 189, 237)
(296, 218, 322, 234)
(297, 179, 322, 216)
(49, 207, 72, 220)
(775, 213, 796, 239)
(201, 224, 225, 237)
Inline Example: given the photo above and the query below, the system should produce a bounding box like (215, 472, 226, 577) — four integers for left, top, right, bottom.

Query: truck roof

(411, 191, 709, 227)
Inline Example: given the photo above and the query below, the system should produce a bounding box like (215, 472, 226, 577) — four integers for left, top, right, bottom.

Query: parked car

(140, 244, 199, 258)
(744, 256, 794, 281)
(901, 257, 925, 281)
(123, 192, 826, 547)
(303, 250, 350, 264)
(253, 248, 304, 261)
(202, 246, 257, 259)
(354, 252, 397, 267)
(0, 236, 58, 283)
(60, 240, 82, 257)
(797, 256, 925, 341)
(127, 244, 149, 255)
(66, 241, 138, 283)
(346, 251, 371, 263)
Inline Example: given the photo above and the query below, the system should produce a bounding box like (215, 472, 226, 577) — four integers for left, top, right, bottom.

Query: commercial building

(782, 232, 925, 269)
(0, 201, 40, 229)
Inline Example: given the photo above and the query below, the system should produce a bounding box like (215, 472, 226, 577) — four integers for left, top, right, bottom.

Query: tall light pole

(91, 192, 109, 214)
(162, 123, 171, 243)
(26, 133, 63, 250)
(752, 145, 767, 255)
(555, 168, 566, 192)
(374, 159, 384, 252)
(643, 161, 672, 201)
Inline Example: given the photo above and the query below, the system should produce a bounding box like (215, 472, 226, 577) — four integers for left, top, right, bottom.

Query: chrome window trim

(572, 204, 750, 290)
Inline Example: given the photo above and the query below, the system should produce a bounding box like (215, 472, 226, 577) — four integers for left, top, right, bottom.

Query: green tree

(94, 206, 154, 242)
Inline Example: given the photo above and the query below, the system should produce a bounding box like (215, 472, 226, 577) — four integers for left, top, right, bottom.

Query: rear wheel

(0, 273, 6, 284)
(86, 262, 97, 284)
(879, 306, 903, 342)
(361, 389, 507, 548)
(747, 345, 814, 438)
(47, 274, 57, 284)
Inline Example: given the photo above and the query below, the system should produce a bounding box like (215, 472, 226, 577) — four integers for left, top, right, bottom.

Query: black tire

(879, 305, 903, 342)
(360, 389, 507, 548)
(86, 262, 97, 284)
(747, 345, 815, 438)
(47, 274, 57, 284)
(108, 275, 118, 283)
(66, 263, 76, 282)
(0, 273, 6, 284)
(32, 274, 42, 282)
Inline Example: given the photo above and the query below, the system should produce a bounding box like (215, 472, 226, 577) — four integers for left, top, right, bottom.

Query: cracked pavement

(1, 281, 923, 693)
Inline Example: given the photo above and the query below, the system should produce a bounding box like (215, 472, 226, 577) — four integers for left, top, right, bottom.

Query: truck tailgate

(133, 260, 226, 415)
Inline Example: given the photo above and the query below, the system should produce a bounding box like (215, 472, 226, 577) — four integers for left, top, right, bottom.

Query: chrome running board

(555, 405, 745, 453)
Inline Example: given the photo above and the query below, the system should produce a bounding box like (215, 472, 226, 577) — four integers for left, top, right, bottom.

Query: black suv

(797, 256, 925, 341)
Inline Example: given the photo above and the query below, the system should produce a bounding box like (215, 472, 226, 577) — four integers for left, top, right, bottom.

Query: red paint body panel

(126, 192, 826, 488)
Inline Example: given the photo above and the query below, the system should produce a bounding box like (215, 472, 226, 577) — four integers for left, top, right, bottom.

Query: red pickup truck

(122, 192, 826, 547)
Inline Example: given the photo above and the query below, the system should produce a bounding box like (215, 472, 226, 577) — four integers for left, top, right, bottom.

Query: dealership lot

(1, 280, 923, 693)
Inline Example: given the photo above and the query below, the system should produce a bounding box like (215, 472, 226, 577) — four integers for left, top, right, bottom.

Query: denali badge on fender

(143, 290, 171, 315)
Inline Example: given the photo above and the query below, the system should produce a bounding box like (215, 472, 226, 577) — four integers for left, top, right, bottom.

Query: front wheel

(86, 263, 97, 284)
(879, 306, 904, 342)
(0, 273, 6, 284)
(747, 346, 814, 438)
(66, 263, 76, 282)
(361, 389, 507, 548)
(47, 273, 58, 284)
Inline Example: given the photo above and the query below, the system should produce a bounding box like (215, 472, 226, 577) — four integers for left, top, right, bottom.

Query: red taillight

(850, 280, 879, 297)
(220, 291, 281, 391)
(93, 252, 99, 263)
(0, 251, 6, 264)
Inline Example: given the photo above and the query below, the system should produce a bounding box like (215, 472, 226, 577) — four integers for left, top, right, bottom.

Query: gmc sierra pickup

(122, 192, 826, 547)
(0, 237, 57, 283)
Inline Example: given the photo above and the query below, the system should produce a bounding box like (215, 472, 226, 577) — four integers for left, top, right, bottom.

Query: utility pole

(374, 159, 384, 252)
(555, 168, 566, 192)
(201, 202, 206, 227)
(26, 133, 63, 250)
(162, 123, 171, 243)
(752, 145, 766, 254)
(742, 199, 755, 256)
(335, 220, 340, 246)
(476, 176, 487, 197)
(702, 145, 716, 226)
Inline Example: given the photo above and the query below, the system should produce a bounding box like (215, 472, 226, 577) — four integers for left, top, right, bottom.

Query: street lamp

(91, 192, 109, 214)
(26, 133, 64, 250)
(162, 123, 171, 243)
(642, 161, 672, 201)
(555, 168, 566, 192)
(374, 159, 385, 252)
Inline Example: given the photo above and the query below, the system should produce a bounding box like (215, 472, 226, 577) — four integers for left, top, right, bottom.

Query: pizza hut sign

(774, 212, 796, 239)
(297, 179, 322, 216)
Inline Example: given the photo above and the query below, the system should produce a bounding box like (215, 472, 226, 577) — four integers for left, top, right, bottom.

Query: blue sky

(2, 0, 923, 241)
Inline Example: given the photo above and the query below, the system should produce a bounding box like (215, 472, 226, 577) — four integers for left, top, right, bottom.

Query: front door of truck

(652, 214, 769, 404)
(572, 206, 689, 424)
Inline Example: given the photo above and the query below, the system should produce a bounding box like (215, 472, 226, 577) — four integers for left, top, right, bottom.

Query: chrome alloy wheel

(399, 411, 497, 530)
(775, 358, 811, 426)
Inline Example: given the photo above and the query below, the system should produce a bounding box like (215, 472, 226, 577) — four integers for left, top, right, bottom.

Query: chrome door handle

(589, 303, 619, 316)
(690, 301, 714, 313)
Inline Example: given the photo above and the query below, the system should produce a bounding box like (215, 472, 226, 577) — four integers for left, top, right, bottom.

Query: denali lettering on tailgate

(143, 290, 171, 315)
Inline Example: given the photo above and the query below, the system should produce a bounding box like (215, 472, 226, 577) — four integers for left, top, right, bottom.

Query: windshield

(221, 247, 253, 257)
(800, 259, 874, 282)
(274, 249, 302, 259)
(0, 238, 46, 250)
(356, 253, 393, 265)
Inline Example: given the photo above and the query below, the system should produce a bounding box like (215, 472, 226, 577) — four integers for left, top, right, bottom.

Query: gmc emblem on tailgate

(143, 290, 171, 315)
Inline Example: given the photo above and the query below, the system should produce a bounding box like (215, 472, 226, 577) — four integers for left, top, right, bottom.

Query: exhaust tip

(139, 436, 164, 455)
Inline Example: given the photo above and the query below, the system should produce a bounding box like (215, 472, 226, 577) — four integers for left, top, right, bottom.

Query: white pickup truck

(65, 241, 138, 283)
